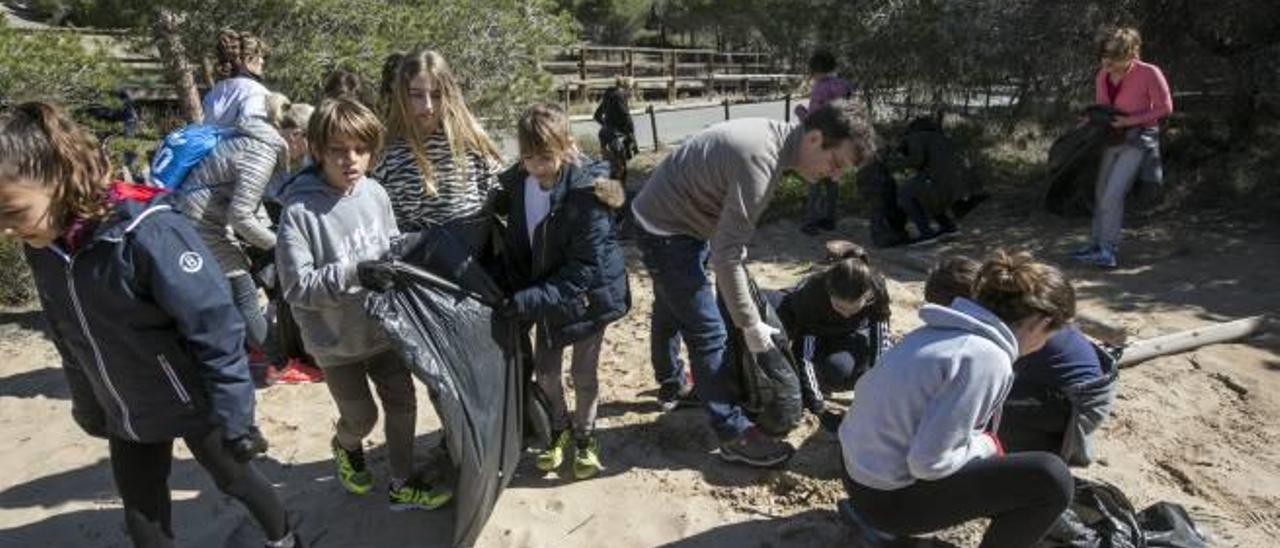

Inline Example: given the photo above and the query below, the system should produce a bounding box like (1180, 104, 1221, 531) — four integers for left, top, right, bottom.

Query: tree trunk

(152, 8, 202, 123)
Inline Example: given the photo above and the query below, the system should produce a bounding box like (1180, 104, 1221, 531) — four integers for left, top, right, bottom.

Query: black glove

(225, 426, 269, 463)
(357, 260, 397, 291)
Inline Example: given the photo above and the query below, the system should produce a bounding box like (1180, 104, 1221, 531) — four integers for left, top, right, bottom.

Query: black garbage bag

(1043, 105, 1125, 217)
(856, 158, 910, 248)
(1038, 477, 1207, 548)
(718, 277, 804, 437)
(368, 227, 524, 547)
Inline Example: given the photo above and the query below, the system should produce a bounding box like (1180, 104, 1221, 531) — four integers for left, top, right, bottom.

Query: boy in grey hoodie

(276, 98, 449, 511)
(837, 252, 1076, 548)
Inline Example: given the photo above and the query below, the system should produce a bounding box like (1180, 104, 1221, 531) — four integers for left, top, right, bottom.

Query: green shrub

(0, 239, 36, 306)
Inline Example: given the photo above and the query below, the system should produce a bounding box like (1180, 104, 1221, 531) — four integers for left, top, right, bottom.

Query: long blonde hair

(386, 48, 501, 196)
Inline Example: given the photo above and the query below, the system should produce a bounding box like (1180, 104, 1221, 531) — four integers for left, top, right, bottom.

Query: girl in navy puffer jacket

(0, 102, 297, 548)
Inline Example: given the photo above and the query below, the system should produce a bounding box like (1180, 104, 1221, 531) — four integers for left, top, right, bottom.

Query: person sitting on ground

(796, 50, 855, 236)
(1, 101, 297, 548)
(838, 251, 1076, 548)
(763, 242, 890, 415)
(926, 255, 1117, 466)
(893, 116, 960, 244)
(203, 29, 272, 127)
(631, 99, 877, 468)
(276, 98, 451, 511)
(593, 75, 639, 185)
(493, 103, 630, 480)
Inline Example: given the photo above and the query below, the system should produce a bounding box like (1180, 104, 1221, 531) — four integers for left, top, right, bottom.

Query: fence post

(723, 98, 730, 120)
(667, 52, 678, 104)
(784, 94, 791, 123)
(647, 104, 659, 150)
(625, 49, 634, 78)
(562, 81, 571, 115)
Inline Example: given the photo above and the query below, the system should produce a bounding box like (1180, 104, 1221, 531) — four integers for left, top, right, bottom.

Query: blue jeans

(805, 178, 838, 224)
(637, 229, 751, 440)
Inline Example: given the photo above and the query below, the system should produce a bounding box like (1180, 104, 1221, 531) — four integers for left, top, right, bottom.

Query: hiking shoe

(572, 434, 604, 480)
(331, 437, 373, 495)
(816, 219, 837, 231)
(905, 231, 942, 247)
(388, 478, 453, 511)
(275, 359, 325, 384)
(1076, 247, 1118, 269)
(537, 428, 573, 472)
(800, 222, 821, 236)
(719, 427, 795, 468)
(837, 498, 898, 546)
(657, 382, 697, 412)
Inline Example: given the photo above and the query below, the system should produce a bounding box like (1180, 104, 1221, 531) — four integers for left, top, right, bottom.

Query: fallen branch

(1118, 316, 1267, 368)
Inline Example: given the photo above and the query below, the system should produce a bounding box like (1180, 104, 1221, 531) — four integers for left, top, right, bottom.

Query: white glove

(742, 321, 780, 354)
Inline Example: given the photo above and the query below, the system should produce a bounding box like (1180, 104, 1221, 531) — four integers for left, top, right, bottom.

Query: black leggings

(109, 428, 288, 547)
(845, 452, 1073, 548)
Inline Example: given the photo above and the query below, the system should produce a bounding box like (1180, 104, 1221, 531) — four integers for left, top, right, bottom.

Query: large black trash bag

(368, 231, 523, 548)
(1042, 105, 1126, 217)
(1037, 477, 1207, 548)
(718, 276, 804, 437)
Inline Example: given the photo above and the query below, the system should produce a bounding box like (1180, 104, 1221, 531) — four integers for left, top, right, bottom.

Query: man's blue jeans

(637, 229, 751, 441)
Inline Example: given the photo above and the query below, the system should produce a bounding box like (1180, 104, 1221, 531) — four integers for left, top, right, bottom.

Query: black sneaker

(816, 219, 837, 231)
(719, 427, 795, 468)
(838, 498, 898, 546)
(800, 222, 821, 236)
(657, 382, 696, 412)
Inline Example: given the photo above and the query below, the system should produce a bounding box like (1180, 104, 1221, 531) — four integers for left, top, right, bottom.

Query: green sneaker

(389, 479, 454, 511)
(573, 434, 603, 480)
(331, 437, 373, 495)
(536, 428, 572, 472)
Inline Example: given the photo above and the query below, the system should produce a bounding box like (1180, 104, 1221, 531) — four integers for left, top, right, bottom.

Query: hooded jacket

(839, 298, 1017, 490)
(25, 185, 255, 443)
(494, 160, 630, 348)
(177, 117, 287, 276)
(275, 167, 400, 367)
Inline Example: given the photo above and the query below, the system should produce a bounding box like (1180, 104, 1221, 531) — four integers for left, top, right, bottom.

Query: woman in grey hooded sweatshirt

(837, 251, 1076, 548)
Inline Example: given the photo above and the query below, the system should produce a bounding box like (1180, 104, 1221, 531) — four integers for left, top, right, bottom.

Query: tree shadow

(0, 366, 70, 399)
(654, 508, 962, 548)
(0, 433, 462, 548)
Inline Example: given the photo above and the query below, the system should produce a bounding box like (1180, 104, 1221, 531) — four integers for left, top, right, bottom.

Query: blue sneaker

(1078, 247, 1118, 269)
(1071, 243, 1099, 259)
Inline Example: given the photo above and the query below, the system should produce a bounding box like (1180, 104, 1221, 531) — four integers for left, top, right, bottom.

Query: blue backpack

(150, 124, 230, 190)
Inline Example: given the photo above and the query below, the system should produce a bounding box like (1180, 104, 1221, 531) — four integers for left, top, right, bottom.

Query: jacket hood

(918, 298, 1019, 362)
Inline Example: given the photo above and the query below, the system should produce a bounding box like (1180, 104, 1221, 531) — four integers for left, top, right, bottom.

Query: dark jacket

(767, 274, 891, 412)
(25, 188, 254, 443)
(593, 87, 634, 136)
(999, 326, 1117, 466)
(494, 161, 630, 348)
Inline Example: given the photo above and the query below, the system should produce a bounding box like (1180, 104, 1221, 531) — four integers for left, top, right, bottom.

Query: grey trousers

(535, 328, 606, 437)
(1092, 144, 1144, 250)
(324, 351, 417, 480)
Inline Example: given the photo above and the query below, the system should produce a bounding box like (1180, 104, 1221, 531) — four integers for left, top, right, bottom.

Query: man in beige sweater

(632, 100, 876, 467)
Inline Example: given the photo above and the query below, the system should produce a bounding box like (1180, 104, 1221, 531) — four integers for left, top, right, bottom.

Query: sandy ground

(2, 194, 1279, 547)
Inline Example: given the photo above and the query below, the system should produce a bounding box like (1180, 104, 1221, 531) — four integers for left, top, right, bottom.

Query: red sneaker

(275, 359, 325, 384)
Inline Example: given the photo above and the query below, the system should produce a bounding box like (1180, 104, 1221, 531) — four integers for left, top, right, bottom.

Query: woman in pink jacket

(1074, 27, 1173, 268)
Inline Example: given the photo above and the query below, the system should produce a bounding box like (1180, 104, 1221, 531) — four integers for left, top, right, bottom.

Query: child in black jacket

(0, 102, 296, 548)
(495, 104, 629, 480)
